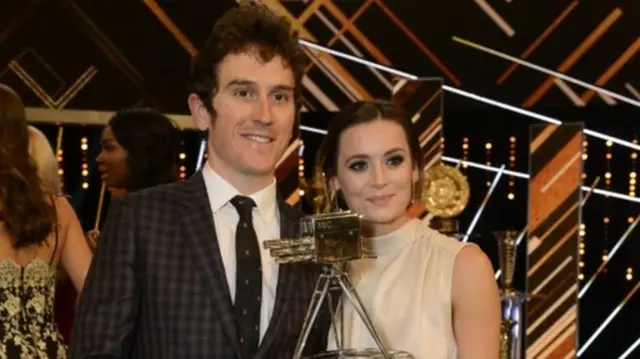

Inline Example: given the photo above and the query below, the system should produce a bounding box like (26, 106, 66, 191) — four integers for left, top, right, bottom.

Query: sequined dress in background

(0, 257, 67, 358)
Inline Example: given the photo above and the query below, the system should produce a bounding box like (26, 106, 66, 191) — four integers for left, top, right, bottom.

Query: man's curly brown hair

(189, 2, 306, 135)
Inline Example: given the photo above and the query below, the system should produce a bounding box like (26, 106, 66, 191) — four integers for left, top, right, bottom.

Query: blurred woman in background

(0, 84, 92, 358)
(27, 125, 62, 196)
(55, 106, 182, 343)
(96, 107, 182, 199)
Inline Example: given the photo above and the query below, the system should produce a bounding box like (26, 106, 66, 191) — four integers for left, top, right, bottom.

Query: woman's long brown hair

(0, 86, 56, 249)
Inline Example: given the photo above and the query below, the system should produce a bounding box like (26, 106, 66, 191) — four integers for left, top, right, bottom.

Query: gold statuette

(421, 163, 470, 233)
(497, 230, 517, 292)
(263, 211, 412, 359)
(494, 230, 525, 359)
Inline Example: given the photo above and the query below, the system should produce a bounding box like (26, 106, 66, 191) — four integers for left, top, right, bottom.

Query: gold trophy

(494, 230, 525, 359)
(263, 168, 413, 358)
(263, 211, 413, 359)
(297, 172, 327, 215)
(421, 163, 470, 234)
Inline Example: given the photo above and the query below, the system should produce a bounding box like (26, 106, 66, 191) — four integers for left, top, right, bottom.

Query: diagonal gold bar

(531, 125, 558, 153)
(373, 0, 461, 86)
(297, 0, 323, 25)
(528, 206, 579, 275)
(418, 113, 440, 141)
(577, 281, 640, 357)
(497, 1, 578, 85)
(580, 37, 640, 103)
(8, 61, 56, 107)
(422, 137, 443, 166)
(143, 0, 198, 56)
(527, 123, 582, 358)
(523, 8, 623, 107)
(54, 66, 98, 108)
(325, 0, 373, 48)
(321, 0, 391, 66)
(10, 60, 98, 110)
(263, 0, 373, 100)
(413, 89, 442, 122)
(472, 0, 515, 37)
(304, 0, 377, 74)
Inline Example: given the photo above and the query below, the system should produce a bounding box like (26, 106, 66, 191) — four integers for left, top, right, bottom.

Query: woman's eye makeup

(346, 153, 406, 172)
(386, 154, 405, 167)
(347, 160, 368, 172)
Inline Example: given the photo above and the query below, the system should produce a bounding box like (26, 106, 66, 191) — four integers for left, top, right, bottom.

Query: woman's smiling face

(331, 119, 418, 236)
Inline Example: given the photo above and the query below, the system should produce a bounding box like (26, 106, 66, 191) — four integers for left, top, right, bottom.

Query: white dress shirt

(202, 163, 280, 342)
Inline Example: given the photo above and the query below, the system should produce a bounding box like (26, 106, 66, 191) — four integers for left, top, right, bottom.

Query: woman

(317, 100, 501, 359)
(96, 106, 181, 197)
(0, 85, 92, 358)
(27, 125, 62, 196)
(54, 106, 181, 342)
(80, 107, 181, 249)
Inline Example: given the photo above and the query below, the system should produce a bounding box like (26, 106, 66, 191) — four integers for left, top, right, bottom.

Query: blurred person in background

(95, 107, 182, 202)
(54, 106, 182, 343)
(0, 84, 92, 358)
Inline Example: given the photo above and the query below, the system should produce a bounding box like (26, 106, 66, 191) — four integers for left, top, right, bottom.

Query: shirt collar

(202, 162, 278, 221)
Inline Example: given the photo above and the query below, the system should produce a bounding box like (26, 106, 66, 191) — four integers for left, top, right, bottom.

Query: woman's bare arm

(452, 245, 501, 359)
(56, 196, 93, 292)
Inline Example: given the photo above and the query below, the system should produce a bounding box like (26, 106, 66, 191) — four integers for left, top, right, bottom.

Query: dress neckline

(362, 218, 421, 256)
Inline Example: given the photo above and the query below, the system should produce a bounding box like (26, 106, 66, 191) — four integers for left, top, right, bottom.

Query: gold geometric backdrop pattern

(270, 0, 639, 109)
(5, 1, 638, 209)
(527, 123, 583, 359)
(3, 1, 639, 114)
(2, 0, 638, 213)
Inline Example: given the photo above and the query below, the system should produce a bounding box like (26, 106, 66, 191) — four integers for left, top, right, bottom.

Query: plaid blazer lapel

(256, 196, 302, 356)
(178, 172, 241, 355)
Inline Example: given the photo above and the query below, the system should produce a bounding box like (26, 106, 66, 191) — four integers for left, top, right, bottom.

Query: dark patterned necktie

(230, 195, 262, 357)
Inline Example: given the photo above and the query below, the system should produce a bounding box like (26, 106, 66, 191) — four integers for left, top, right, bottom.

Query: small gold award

(421, 163, 470, 234)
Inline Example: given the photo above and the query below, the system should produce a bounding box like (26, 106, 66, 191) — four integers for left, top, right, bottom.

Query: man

(70, 3, 330, 358)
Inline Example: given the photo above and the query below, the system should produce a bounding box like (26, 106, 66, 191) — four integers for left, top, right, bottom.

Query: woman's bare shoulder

(52, 194, 79, 225)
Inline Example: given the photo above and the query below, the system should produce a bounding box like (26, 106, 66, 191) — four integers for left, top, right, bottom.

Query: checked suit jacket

(69, 171, 331, 359)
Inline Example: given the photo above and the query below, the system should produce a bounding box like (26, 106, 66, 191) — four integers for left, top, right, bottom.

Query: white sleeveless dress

(327, 218, 471, 359)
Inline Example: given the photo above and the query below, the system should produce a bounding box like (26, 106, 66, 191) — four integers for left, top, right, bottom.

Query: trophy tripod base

(306, 349, 414, 358)
(293, 265, 413, 359)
